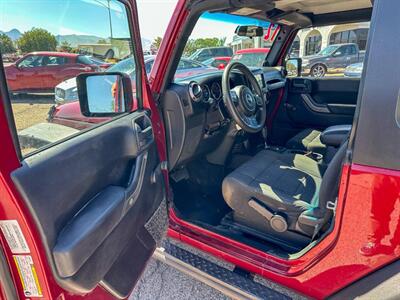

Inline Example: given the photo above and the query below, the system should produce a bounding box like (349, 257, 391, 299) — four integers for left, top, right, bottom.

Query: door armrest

(320, 125, 351, 147)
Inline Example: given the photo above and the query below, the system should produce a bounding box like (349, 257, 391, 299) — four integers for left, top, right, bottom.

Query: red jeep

(0, 0, 399, 300)
(4, 51, 100, 93)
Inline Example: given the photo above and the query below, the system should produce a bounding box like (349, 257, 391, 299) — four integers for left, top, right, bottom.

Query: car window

(18, 55, 43, 68)
(286, 22, 370, 78)
(183, 60, 203, 69)
(77, 55, 94, 65)
(1, 0, 138, 157)
(45, 56, 68, 66)
(145, 59, 154, 74)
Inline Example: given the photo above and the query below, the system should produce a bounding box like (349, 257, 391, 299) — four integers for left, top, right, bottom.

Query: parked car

(188, 46, 233, 62)
(1, 53, 20, 63)
(302, 43, 365, 77)
(54, 55, 216, 104)
(87, 56, 112, 71)
(344, 62, 364, 78)
(231, 48, 270, 67)
(4, 51, 100, 93)
(203, 56, 231, 69)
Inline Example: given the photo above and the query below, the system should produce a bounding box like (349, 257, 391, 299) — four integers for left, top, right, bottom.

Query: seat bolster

(286, 129, 326, 154)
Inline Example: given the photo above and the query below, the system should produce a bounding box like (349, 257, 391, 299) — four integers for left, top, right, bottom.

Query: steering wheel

(222, 62, 266, 133)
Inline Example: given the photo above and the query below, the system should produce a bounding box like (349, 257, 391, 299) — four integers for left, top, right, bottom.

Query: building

(294, 22, 370, 58)
(227, 22, 369, 58)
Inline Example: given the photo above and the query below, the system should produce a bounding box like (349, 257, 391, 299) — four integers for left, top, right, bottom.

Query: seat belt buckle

(326, 200, 337, 212)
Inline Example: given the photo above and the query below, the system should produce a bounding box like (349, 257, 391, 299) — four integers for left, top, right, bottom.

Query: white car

(54, 55, 215, 104)
(55, 77, 78, 104)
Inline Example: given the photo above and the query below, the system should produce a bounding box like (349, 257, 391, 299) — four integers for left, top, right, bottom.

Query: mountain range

(0, 29, 152, 51)
(0, 29, 22, 41)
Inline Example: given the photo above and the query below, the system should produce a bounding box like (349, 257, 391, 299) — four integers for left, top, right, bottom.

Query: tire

(311, 64, 327, 77)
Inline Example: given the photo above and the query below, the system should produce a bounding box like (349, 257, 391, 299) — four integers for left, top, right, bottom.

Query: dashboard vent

(188, 81, 203, 103)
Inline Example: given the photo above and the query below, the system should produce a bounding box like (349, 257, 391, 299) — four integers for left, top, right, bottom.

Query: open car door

(0, 0, 167, 299)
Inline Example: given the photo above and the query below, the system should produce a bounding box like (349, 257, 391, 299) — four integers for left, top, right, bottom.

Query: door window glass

(287, 22, 370, 78)
(18, 55, 43, 68)
(0, 0, 138, 157)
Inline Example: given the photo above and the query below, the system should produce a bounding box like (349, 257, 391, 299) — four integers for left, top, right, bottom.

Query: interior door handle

(293, 82, 306, 88)
(133, 115, 153, 151)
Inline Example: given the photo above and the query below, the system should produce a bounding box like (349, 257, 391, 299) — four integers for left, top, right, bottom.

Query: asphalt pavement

(130, 258, 229, 300)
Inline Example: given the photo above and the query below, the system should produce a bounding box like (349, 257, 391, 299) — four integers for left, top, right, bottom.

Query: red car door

(10, 55, 42, 91)
(0, 1, 167, 299)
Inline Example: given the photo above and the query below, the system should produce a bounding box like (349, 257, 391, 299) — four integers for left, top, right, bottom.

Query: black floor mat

(172, 180, 231, 226)
(171, 159, 292, 259)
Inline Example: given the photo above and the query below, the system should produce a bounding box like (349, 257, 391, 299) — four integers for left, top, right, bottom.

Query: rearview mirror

(285, 58, 302, 77)
(235, 25, 264, 38)
(77, 72, 133, 117)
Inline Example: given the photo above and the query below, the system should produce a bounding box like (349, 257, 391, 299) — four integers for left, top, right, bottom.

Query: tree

(97, 38, 108, 44)
(17, 28, 57, 53)
(0, 33, 16, 54)
(183, 37, 223, 56)
(59, 41, 72, 52)
(218, 37, 227, 46)
(151, 36, 162, 53)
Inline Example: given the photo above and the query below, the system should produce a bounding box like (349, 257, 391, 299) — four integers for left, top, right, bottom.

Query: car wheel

(311, 64, 327, 77)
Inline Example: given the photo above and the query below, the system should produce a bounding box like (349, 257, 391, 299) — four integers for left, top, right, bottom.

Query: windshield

(174, 12, 279, 81)
(318, 45, 340, 56)
(232, 52, 268, 68)
(108, 57, 135, 75)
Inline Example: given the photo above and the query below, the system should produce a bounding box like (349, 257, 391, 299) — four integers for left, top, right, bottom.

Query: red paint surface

(169, 163, 400, 299)
(4, 52, 98, 92)
(235, 48, 270, 54)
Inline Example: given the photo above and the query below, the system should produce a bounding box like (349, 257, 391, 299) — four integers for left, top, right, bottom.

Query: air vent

(188, 81, 203, 103)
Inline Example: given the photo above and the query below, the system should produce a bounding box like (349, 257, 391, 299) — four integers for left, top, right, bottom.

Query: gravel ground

(130, 259, 229, 300)
(10, 94, 54, 131)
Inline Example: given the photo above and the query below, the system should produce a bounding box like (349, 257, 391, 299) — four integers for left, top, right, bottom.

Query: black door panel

(270, 77, 359, 145)
(12, 111, 166, 297)
(287, 77, 358, 127)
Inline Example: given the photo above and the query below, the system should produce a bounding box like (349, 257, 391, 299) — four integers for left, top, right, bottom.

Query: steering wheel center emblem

(245, 93, 254, 106)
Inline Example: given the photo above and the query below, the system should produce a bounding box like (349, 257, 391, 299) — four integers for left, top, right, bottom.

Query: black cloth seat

(222, 142, 347, 246)
(286, 128, 325, 155)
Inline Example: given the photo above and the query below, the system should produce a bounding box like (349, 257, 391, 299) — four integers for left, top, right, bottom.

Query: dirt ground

(10, 95, 54, 155)
(11, 102, 53, 131)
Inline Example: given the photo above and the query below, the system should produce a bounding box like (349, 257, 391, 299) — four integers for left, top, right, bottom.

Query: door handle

(133, 115, 153, 151)
(293, 82, 306, 88)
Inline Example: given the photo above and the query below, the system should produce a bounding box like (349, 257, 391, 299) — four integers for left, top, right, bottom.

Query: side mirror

(235, 25, 264, 38)
(76, 72, 133, 117)
(285, 58, 302, 77)
(333, 51, 342, 57)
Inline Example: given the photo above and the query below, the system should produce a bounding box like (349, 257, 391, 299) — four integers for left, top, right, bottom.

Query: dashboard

(162, 67, 286, 170)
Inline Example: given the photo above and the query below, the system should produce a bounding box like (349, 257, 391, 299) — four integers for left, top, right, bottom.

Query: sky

(0, 0, 269, 42)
